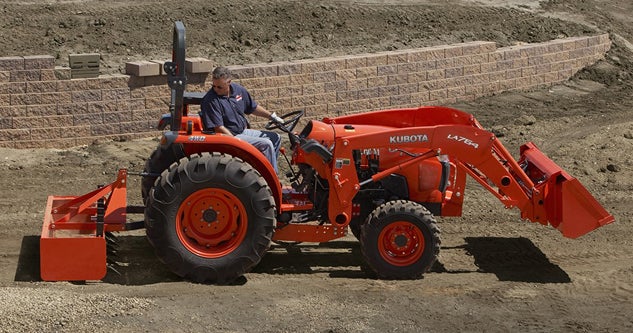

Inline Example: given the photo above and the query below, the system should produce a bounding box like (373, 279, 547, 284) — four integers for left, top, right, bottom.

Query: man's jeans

(237, 129, 282, 173)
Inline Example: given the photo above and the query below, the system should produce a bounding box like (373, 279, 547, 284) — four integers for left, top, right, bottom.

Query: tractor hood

(300, 119, 394, 148)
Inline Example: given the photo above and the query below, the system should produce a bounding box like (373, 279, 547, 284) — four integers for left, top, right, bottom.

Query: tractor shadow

(15, 235, 570, 284)
(14, 235, 40, 282)
(252, 241, 368, 278)
(459, 237, 571, 283)
(252, 236, 571, 283)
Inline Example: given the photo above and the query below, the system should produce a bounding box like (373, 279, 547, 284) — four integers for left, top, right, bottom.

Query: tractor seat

(183, 91, 205, 106)
(181, 91, 214, 134)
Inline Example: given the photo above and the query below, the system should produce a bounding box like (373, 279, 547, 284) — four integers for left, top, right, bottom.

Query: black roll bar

(164, 21, 187, 131)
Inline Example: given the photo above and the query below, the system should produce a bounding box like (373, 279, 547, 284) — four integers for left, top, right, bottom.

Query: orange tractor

(40, 22, 614, 283)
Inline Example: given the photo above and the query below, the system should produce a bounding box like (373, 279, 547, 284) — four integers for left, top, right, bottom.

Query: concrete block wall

(0, 34, 610, 149)
(0, 65, 166, 149)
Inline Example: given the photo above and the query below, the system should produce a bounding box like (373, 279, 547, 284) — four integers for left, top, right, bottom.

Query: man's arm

(251, 105, 272, 118)
(214, 126, 233, 136)
(200, 94, 231, 133)
(252, 105, 283, 123)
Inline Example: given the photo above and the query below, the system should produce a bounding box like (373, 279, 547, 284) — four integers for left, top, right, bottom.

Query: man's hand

(269, 112, 284, 124)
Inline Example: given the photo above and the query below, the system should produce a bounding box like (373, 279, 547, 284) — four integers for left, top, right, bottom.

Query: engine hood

(300, 119, 394, 147)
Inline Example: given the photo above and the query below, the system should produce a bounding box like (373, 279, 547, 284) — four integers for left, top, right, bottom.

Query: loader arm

(321, 107, 614, 238)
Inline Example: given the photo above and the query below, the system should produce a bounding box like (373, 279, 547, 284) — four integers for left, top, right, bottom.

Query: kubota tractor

(40, 22, 614, 283)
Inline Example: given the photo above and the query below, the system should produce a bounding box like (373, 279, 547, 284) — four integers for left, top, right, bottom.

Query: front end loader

(39, 21, 614, 283)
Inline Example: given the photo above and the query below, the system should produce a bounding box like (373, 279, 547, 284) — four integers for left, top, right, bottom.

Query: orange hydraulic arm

(312, 107, 614, 239)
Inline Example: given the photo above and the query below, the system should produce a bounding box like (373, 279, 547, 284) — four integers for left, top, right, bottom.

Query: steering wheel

(265, 109, 305, 132)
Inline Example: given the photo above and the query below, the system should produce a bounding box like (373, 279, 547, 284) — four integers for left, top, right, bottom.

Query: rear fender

(171, 134, 282, 211)
(157, 114, 204, 132)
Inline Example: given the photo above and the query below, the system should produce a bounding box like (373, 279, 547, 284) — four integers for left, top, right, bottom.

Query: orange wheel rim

(378, 221, 425, 266)
(176, 188, 248, 258)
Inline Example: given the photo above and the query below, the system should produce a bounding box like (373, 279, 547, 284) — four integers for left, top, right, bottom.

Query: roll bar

(164, 21, 187, 131)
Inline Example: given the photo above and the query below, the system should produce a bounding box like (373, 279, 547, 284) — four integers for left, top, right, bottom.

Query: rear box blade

(40, 195, 107, 281)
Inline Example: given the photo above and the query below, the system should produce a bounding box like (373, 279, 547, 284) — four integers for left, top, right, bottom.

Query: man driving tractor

(200, 66, 285, 172)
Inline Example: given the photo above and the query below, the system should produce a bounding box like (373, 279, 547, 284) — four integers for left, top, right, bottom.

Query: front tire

(145, 152, 275, 284)
(360, 200, 440, 279)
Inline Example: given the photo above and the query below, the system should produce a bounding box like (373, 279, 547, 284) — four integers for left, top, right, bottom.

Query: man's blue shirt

(200, 82, 258, 135)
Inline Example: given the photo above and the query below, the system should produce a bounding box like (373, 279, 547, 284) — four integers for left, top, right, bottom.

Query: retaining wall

(0, 34, 610, 149)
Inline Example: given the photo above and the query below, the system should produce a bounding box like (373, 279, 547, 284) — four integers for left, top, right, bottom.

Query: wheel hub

(394, 234, 408, 248)
(378, 221, 425, 266)
(202, 209, 218, 223)
(176, 188, 248, 258)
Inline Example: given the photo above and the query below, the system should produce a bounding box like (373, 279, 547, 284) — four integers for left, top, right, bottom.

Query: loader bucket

(519, 142, 615, 238)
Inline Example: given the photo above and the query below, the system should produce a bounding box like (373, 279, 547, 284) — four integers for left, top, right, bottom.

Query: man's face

(212, 78, 231, 96)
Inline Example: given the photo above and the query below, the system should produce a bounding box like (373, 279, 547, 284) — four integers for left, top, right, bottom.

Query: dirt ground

(1, 0, 632, 332)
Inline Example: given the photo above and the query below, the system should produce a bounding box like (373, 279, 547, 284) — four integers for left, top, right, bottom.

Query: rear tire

(141, 144, 184, 202)
(360, 200, 440, 279)
(145, 152, 275, 284)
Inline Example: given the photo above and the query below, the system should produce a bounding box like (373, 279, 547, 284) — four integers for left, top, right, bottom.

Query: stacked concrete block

(185, 57, 214, 74)
(69, 53, 100, 78)
(1, 54, 166, 148)
(243, 34, 610, 118)
(0, 34, 612, 148)
(125, 61, 161, 77)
